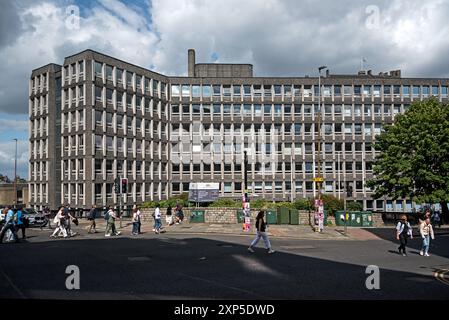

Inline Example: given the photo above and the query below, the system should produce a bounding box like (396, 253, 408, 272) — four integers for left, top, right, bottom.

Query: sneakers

(248, 247, 255, 253)
(268, 249, 276, 254)
(420, 250, 424, 256)
(105, 234, 111, 237)
(402, 253, 407, 257)
(425, 253, 430, 257)
(115, 231, 121, 236)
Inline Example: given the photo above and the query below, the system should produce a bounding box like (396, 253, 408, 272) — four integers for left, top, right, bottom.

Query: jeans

(105, 221, 117, 235)
(422, 235, 430, 254)
(154, 219, 162, 231)
(1, 224, 19, 243)
(250, 231, 271, 249)
(138, 221, 141, 234)
(132, 222, 139, 234)
(16, 224, 26, 239)
(398, 234, 408, 253)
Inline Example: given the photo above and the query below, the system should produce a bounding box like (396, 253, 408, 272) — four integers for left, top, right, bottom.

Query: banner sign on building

(188, 183, 220, 203)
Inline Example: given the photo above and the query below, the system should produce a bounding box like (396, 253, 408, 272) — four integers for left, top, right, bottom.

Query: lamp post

(13, 138, 18, 206)
(317, 66, 327, 200)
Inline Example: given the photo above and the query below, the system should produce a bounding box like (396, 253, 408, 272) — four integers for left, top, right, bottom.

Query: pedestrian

(51, 206, 68, 238)
(87, 205, 98, 234)
(419, 217, 435, 257)
(166, 205, 173, 226)
(15, 206, 26, 240)
(0, 206, 19, 243)
(131, 208, 139, 236)
(105, 206, 121, 237)
(248, 210, 275, 254)
(136, 206, 142, 234)
(41, 206, 52, 230)
(154, 204, 162, 234)
(63, 204, 76, 237)
(396, 214, 413, 256)
(431, 210, 442, 228)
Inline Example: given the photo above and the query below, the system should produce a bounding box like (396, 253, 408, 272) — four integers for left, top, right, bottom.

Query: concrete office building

(29, 49, 449, 211)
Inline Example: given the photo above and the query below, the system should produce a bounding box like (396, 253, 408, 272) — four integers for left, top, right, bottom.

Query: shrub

(209, 198, 241, 208)
(294, 198, 312, 211)
(347, 201, 363, 211)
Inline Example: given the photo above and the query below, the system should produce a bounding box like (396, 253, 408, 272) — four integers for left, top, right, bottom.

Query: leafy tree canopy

(366, 98, 449, 205)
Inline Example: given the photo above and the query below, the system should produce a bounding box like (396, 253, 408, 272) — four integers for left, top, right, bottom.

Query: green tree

(366, 98, 449, 216)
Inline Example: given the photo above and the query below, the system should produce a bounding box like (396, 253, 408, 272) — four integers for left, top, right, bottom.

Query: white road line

(0, 268, 27, 299)
(177, 272, 271, 299)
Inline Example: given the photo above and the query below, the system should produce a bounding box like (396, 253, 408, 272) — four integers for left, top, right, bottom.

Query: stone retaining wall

(140, 208, 384, 227)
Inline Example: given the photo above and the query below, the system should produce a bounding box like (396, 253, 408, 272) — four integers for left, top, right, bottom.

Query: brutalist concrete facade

(29, 49, 449, 211)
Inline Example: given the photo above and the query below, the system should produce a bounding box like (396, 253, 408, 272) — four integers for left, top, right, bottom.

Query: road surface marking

(0, 268, 27, 299)
(434, 269, 449, 286)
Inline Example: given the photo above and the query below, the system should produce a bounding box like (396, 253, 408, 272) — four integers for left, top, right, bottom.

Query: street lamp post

(13, 138, 18, 206)
(317, 66, 327, 200)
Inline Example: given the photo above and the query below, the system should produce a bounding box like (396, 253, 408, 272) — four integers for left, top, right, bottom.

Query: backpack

(104, 210, 110, 221)
(401, 222, 409, 236)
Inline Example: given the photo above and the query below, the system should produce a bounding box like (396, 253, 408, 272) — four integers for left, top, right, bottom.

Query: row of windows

(94, 112, 167, 136)
(171, 84, 449, 99)
(94, 87, 167, 115)
(30, 139, 48, 158)
(93, 182, 168, 199)
(171, 103, 408, 116)
(63, 60, 85, 82)
(31, 73, 48, 93)
(30, 95, 48, 115)
(93, 159, 168, 175)
(30, 117, 48, 137)
(94, 61, 167, 96)
(93, 135, 166, 155)
(172, 160, 373, 173)
(171, 181, 370, 193)
(30, 184, 48, 203)
(29, 161, 48, 180)
(171, 142, 376, 154)
(171, 123, 383, 136)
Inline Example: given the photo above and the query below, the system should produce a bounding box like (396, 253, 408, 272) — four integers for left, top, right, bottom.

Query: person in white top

(136, 207, 142, 234)
(419, 217, 435, 257)
(51, 206, 68, 238)
(154, 204, 162, 234)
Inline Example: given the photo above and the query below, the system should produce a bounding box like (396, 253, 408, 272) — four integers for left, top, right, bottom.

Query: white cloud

(0, 139, 28, 179)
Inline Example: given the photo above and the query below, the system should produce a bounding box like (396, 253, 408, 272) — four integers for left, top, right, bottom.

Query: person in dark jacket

(87, 205, 98, 234)
(15, 207, 26, 239)
(248, 210, 275, 254)
(396, 214, 413, 256)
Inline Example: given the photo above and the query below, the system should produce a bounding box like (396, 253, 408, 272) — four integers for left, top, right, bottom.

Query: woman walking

(51, 206, 67, 238)
(396, 214, 413, 256)
(166, 205, 173, 226)
(154, 204, 162, 234)
(131, 208, 139, 236)
(248, 210, 275, 254)
(419, 217, 435, 257)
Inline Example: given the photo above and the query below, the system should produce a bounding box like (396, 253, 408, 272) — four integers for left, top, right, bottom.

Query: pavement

(71, 218, 383, 241)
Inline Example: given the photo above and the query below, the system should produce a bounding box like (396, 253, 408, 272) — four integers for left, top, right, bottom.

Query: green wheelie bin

(290, 208, 300, 225)
(277, 207, 290, 224)
(266, 209, 278, 224)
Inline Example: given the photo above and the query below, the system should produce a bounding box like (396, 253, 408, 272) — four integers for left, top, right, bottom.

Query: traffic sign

(313, 177, 324, 182)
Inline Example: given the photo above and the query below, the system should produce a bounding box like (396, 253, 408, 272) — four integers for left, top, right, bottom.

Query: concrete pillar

(188, 49, 195, 77)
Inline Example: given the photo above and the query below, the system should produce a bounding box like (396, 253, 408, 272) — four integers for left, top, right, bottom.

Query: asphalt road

(0, 227, 448, 299)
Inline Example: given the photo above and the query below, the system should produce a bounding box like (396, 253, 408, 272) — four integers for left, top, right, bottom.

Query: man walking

(87, 205, 98, 234)
(105, 206, 121, 237)
(0, 206, 19, 243)
(15, 206, 26, 240)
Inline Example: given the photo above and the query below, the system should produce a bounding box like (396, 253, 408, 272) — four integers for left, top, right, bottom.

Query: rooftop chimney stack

(188, 49, 195, 77)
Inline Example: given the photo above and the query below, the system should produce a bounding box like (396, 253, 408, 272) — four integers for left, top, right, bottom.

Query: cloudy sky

(0, 0, 448, 179)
